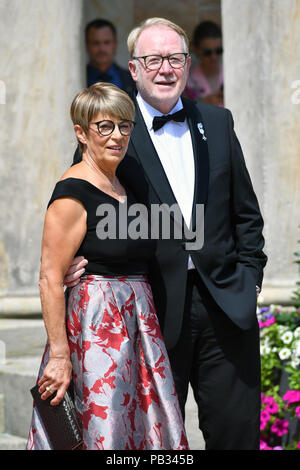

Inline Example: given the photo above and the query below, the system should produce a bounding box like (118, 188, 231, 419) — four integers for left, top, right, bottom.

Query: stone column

(222, 0, 300, 304)
(0, 0, 85, 315)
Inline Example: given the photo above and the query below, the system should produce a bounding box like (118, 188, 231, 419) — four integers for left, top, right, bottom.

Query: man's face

(129, 26, 191, 114)
(86, 26, 117, 70)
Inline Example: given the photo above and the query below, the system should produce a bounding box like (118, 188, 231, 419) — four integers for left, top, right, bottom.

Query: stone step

(0, 433, 27, 450)
(0, 394, 4, 433)
(0, 357, 41, 438)
(0, 318, 47, 359)
(0, 318, 46, 438)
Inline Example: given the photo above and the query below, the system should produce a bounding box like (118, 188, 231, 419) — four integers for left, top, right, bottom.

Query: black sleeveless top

(47, 177, 156, 275)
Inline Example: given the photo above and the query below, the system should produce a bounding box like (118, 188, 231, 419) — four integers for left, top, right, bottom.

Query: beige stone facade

(0, 0, 299, 314)
(222, 0, 300, 303)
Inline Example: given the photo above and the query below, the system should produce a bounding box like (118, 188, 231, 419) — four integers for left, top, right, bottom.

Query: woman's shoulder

(58, 162, 86, 182)
(47, 164, 92, 210)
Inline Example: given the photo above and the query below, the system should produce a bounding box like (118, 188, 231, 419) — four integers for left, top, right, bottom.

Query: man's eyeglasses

(201, 47, 223, 57)
(90, 119, 136, 136)
(133, 53, 190, 71)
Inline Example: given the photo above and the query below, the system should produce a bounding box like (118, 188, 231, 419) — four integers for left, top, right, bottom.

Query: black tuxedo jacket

(73, 97, 267, 350)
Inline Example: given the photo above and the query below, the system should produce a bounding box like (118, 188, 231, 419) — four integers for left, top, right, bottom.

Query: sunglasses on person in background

(201, 47, 223, 57)
(90, 120, 136, 136)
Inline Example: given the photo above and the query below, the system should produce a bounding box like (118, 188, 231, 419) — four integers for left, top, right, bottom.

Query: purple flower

(297, 441, 300, 450)
(282, 390, 300, 406)
(271, 419, 289, 437)
(273, 446, 283, 450)
(260, 307, 270, 314)
(265, 313, 274, 319)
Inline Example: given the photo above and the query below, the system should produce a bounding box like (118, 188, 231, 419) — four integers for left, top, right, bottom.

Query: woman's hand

(38, 357, 73, 406)
(63, 256, 88, 287)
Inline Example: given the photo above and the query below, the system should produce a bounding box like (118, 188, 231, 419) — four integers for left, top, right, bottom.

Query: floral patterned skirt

(26, 274, 189, 450)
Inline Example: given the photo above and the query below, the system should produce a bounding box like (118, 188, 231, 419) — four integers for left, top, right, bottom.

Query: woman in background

(184, 21, 223, 107)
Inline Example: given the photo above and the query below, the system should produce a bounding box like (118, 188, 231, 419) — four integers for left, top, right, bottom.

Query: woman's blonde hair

(70, 82, 135, 153)
(127, 17, 189, 58)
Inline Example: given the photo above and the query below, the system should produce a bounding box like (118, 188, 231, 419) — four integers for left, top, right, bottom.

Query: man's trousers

(167, 269, 261, 450)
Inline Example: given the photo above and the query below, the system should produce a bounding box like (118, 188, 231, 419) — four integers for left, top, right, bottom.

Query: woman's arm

(38, 196, 86, 405)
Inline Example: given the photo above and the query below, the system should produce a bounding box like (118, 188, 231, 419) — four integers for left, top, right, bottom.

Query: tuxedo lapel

(130, 100, 179, 210)
(182, 98, 209, 231)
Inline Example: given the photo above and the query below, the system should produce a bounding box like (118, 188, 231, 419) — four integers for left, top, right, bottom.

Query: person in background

(86, 18, 135, 95)
(184, 21, 223, 106)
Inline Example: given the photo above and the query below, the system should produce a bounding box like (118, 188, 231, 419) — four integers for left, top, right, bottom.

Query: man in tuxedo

(69, 18, 267, 450)
(86, 18, 135, 95)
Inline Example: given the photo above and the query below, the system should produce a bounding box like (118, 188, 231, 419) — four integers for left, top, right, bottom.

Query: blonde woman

(26, 83, 189, 450)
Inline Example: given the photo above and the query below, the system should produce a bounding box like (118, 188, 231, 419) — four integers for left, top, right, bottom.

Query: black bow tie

(152, 109, 186, 132)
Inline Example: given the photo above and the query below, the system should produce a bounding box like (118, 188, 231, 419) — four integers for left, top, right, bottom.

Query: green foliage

(259, 235, 300, 450)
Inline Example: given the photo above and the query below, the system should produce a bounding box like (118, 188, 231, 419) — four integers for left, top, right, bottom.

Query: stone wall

(1, 0, 299, 312)
(222, 0, 300, 302)
(0, 0, 222, 313)
(0, 0, 85, 311)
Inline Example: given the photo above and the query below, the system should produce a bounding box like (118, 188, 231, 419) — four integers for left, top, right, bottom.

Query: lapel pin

(197, 123, 207, 141)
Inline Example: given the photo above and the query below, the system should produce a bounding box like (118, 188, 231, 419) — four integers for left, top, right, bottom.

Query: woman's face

(194, 37, 222, 72)
(79, 113, 133, 166)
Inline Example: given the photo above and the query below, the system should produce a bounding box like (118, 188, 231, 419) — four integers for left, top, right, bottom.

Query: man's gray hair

(127, 17, 189, 58)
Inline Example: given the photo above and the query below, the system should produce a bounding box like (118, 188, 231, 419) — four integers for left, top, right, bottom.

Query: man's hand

(63, 256, 88, 287)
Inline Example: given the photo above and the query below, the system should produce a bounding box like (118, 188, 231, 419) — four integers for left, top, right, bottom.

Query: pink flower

(264, 396, 279, 414)
(297, 441, 300, 450)
(260, 420, 267, 431)
(271, 419, 289, 437)
(260, 410, 271, 430)
(273, 446, 283, 450)
(260, 440, 272, 450)
(282, 390, 300, 406)
(295, 406, 300, 418)
(259, 317, 276, 329)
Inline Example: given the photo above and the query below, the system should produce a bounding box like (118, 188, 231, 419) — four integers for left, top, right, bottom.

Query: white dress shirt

(136, 93, 195, 269)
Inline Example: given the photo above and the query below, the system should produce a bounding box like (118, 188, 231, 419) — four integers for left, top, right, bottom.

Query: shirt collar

(136, 93, 184, 131)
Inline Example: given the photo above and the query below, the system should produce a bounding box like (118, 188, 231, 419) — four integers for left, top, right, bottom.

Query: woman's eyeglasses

(90, 120, 136, 136)
(201, 47, 223, 57)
